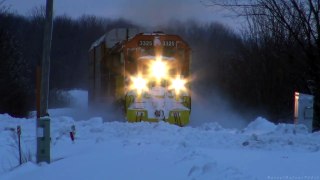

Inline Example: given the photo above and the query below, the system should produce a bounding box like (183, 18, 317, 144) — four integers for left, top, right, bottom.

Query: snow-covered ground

(0, 90, 320, 180)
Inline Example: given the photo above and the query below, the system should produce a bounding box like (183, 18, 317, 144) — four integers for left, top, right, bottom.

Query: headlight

(150, 56, 167, 80)
(170, 77, 186, 94)
(131, 76, 147, 93)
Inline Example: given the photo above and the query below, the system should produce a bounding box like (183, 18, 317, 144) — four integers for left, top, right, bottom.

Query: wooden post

(37, 0, 53, 164)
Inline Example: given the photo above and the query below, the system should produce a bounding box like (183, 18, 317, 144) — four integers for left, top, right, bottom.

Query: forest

(0, 2, 318, 130)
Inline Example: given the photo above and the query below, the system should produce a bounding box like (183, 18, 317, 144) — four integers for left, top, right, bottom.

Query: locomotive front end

(124, 34, 191, 126)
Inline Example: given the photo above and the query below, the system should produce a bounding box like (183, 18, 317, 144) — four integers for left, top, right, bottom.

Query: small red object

(69, 132, 74, 142)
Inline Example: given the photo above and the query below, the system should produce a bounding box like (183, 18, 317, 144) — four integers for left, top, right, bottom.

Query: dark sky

(4, 0, 241, 27)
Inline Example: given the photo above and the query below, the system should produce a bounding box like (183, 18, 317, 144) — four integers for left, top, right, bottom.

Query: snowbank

(0, 113, 319, 180)
(243, 117, 277, 135)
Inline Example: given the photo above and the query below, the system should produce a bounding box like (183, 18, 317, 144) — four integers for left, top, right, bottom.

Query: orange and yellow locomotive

(89, 29, 191, 126)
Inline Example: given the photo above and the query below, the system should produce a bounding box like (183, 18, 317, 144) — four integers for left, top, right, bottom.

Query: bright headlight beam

(131, 76, 147, 93)
(171, 77, 186, 94)
(150, 57, 167, 80)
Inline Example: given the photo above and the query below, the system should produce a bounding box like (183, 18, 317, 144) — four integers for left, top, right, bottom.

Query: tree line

(0, 5, 135, 116)
(0, 3, 316, 129)
(205, 0, 319, 131)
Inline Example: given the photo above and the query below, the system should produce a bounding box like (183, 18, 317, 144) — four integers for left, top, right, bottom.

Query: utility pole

(37, 0, 53, 164)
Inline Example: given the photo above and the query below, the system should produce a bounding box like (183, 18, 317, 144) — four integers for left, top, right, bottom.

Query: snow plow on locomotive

(89, 29, 191, 126)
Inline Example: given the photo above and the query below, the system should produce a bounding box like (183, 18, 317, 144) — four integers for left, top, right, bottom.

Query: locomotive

(89, 29, 191, 126)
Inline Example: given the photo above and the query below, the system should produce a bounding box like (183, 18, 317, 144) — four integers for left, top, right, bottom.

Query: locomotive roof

(90, 31, 190, 51)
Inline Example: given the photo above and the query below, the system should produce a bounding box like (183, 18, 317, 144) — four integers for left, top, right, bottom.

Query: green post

(37, 117, 51, 163)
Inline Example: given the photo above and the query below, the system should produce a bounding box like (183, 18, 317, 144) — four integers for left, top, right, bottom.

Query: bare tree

(28, 5, 46, 20)
(206, 0, 320, 131)
(0, 0, 7, 13)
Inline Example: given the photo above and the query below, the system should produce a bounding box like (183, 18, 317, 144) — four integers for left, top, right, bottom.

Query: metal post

(17, 125, 22, 165)
(37, 0, 53, 164)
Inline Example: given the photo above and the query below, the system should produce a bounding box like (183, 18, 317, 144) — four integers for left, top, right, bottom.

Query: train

(88, 29, 191, 126)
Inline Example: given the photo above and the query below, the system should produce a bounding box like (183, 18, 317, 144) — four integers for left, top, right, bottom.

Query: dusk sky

(4, 0, 241, 28)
